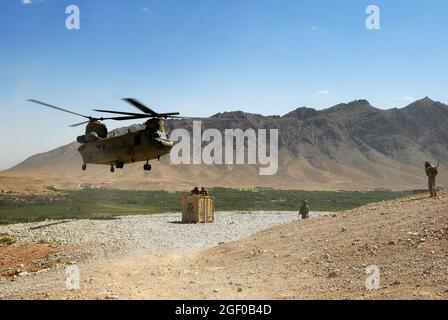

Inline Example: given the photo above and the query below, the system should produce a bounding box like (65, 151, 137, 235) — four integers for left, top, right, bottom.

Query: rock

(0, 234, 15, 245)
(5, 269, 19, 277)
(18, 271, 29, 277)
(388, 240, 397, 245)
(328, 269, 340, 278)
(213, 289, 220, 293)
(237, 287, 243, 293)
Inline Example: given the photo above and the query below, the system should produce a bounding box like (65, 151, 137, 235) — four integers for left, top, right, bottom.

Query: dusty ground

(0, 243, 65, 280)
(0, 193, 447, 300)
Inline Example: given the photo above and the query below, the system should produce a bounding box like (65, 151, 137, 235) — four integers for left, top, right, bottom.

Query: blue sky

(0, 0, 447, 169)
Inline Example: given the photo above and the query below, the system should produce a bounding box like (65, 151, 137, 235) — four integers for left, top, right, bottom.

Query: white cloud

(317, 90, 330, 95)
(21, 0, 45, 5)
(395, 96, 416, 102)
(311, 26, 320, 31)
(141, 7, 150, 13)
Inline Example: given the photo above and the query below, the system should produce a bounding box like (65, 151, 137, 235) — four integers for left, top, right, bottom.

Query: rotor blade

(93, 109, 146, 117)
(69, 115, 149, 126)
(157, 112, 181, 117)
(104, 115, 152, 121)
(28, 99, 91, 119)
(168, 116, 208, 120)
(69, 120, 91, 127)
(123, 98, 157, 115)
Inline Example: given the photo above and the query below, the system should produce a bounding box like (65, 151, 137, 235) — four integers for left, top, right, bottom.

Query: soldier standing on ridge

(425, 161, 439, 198)
(298, 200, 310, 219)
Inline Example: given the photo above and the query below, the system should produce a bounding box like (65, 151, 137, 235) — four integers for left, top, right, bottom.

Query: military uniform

(299, 200, 310, 219)
(425, 162, 438, 198)
(199, 187, 209, 196)
(191, 187, 200, 196)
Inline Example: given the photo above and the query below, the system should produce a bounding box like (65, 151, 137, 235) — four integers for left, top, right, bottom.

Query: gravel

(0, 211, 329, 257)
(1, 211, 330, 299)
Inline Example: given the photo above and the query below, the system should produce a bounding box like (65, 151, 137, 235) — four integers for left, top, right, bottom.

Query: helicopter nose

(161, 140, 174, 148)
(154, 138, 174, 150)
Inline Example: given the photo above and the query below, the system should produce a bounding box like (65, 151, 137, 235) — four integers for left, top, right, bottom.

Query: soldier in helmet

(425, 161, 439, 198)
(199, 187, 209, 196)
(191, 186, 200, 196)
(298, 200, 310, 219)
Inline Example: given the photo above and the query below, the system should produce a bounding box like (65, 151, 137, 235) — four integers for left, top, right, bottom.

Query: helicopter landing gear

(110, 165, 115, 173)
(82, 163, 87, 171)
(143, 162, 152, 172)
(115, 161, 124, 169)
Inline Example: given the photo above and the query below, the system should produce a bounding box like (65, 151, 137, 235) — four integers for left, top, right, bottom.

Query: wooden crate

(181, 196, 215, 223)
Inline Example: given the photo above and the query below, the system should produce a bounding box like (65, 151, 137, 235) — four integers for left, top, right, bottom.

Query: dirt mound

(191, 193, 448, 299)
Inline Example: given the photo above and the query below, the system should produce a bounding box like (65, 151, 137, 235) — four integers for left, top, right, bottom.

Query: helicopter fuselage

(77, 128, 174, 168)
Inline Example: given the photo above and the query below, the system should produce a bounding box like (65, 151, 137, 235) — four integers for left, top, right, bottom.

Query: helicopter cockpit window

(134, 134, 142, 146)
(152, 132, 161, 139)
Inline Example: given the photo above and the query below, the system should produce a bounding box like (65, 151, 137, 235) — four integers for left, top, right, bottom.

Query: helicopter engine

(145, 118, 165, 133)
(86, 121, 108, 138)
(77, 121, 108, 144)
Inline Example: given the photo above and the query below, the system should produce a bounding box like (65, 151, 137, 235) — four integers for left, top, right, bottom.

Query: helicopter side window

(134, 134, 142, 146)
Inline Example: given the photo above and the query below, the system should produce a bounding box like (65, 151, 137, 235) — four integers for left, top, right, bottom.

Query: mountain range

(2, 97, 447, 192)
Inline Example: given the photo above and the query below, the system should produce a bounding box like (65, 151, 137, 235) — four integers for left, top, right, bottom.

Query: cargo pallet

(181, 195, 215, 224)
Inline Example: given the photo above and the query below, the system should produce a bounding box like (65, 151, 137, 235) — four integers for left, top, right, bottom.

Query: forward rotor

(28, 99, 155, 127)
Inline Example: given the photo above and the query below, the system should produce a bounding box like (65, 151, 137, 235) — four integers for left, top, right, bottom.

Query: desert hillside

(1, 97, 447, 192)
(191, 194, 448, 299)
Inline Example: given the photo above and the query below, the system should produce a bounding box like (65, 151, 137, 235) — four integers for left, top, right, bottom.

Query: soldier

(191, 186, 200, 196)
(425, 161, 439, 198)
(199, 187, 209, 196)
(298, 200, 310, 219)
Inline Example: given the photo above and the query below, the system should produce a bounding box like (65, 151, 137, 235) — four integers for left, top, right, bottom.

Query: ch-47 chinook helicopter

(28, 98, 198, 173)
